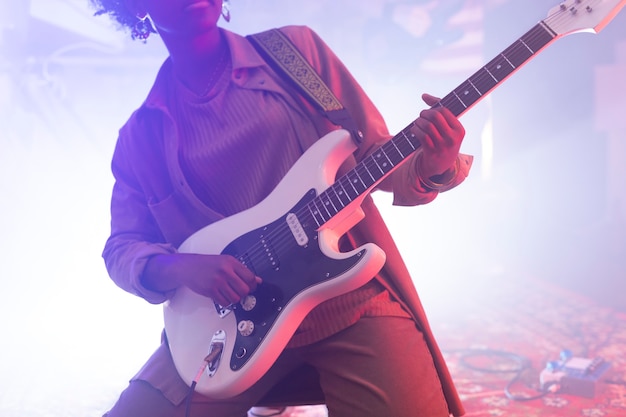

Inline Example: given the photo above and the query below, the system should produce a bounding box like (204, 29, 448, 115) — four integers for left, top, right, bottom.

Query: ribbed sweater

(172, 59, 409, 347)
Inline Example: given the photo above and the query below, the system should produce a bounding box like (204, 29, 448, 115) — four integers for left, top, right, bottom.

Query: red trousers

(104, 316, 450, 417)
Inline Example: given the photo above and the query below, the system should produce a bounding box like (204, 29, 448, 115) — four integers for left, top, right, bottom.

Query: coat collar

(142, 27, 267, 111)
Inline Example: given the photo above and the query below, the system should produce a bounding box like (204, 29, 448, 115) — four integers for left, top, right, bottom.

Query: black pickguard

(220, 189, 365, 370)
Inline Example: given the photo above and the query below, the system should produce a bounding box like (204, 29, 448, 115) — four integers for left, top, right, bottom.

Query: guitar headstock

(544, 0, 626, 36)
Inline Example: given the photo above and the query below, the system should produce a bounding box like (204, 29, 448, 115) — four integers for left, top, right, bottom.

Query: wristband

(417, 153, 459, 190)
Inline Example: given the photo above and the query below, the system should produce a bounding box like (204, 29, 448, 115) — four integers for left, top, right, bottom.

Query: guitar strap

(247, 29, 363, 144)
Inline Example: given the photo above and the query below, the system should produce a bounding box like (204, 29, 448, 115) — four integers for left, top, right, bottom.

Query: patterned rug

(429, 273, 626, 417)
(250, 273, 626, 417)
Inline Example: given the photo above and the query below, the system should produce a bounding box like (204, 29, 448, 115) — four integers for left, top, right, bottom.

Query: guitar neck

(305, 22, 558, 228)
(438, 22, 556, 117)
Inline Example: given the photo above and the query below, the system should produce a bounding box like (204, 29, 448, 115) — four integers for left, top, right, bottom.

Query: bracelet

(417, 153, 459, 191)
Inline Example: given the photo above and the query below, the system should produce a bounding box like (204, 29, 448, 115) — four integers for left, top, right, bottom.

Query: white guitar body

(162, 0, 626, 401)
(163, 129, 387, 399)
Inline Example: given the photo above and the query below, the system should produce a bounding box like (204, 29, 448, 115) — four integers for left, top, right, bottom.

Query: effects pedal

(539, 350, 611, 398)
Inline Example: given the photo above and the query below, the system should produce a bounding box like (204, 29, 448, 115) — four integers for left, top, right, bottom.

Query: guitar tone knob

(237, 320, 255, 337)
(240, 295, 257, 311)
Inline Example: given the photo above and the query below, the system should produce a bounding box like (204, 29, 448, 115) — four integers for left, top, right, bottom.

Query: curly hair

(89, 0, 137, 31)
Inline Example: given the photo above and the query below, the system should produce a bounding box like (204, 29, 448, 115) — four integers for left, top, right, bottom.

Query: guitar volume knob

(237, 320, 255, 337)
(240, 295, 257, 311)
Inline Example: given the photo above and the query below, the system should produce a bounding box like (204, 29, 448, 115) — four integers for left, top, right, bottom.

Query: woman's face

(133, 0, 224, 38)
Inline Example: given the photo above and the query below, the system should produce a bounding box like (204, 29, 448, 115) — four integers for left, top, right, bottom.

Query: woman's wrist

(142, 253, 184, 294)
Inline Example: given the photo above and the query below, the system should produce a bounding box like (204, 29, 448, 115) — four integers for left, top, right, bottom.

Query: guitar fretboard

(439, 22, 556, 117)
(305, 22, 557, 228)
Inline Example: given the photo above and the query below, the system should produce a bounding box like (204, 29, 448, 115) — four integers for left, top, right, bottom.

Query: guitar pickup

(286, 213, 309, 246)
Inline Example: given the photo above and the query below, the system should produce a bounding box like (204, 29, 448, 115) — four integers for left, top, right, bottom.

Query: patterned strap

(248, 29, 362, 143)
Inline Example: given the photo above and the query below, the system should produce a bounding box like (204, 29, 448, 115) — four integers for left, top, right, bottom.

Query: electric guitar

(163, 0, 626, 399)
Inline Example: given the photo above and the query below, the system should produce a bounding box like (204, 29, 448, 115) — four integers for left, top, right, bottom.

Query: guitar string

(441, 23, 551, 114)
(439, 0, 603, 114)
(240, 26, 542, 263)
(235, 132, 418, 269)
(238, 126, 427, 272)
(252, 2, 612, 282)
(237, 24, 552, 270)
(241, 46, 530, 270)
(237, 135, 415, 271)
(231, 2, 597, 271)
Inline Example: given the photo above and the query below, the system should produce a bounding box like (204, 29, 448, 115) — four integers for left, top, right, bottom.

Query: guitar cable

(184, 362, 208, 417)
(184, 343, 224, 417)
(453, 348, 555, 401)
(183, 343, 288, 417)
(183, 358, 288, 417)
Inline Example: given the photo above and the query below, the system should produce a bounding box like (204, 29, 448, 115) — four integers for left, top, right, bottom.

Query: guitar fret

(334, 181, 353, 206)
(368, 154, 386, 176)
(354, 168, 372, 191)
(467, 79, 481, 95)
(519, 38, 534, 55)
(397, 129, 419, 154)
(307, 203, 323, 228)
(483, 66, 498, 83)
(475, 66, 499, 93)
(313, 199, 330, 224)
(452, 91, 469, 109)
(503, 42, 532, 68)
(317, 194, 333, 219)
(484, 55, 515, 85)
(373, 149, 394, 173)
(501, 53, 515, 68)
(299, 209, 313, 231)
(381, 141, 403, 165)
(390, 139, 406, 159)
(405, 132, 418, 150)
(360, 162, 377, 185)
(523, 23, 555, 54)
(453, 79, 483, 109)
(320, 190, 338, 216)
(343, 174, 361, 198)
(327, 187, 346, 213)
(441, 94, 467, 117)
(352, 170, 368, 192)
